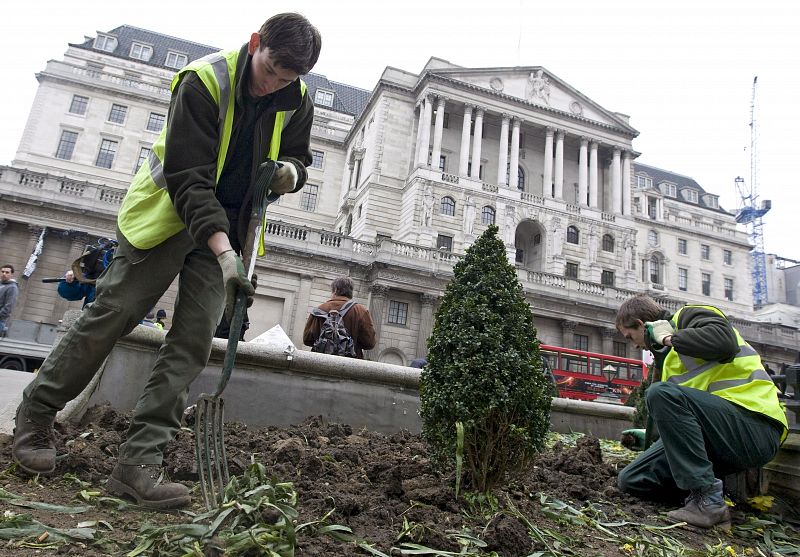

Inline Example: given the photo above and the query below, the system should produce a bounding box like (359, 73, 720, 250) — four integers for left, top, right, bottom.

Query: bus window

(589, 357, 602, 376)
(564, 354, 588, 374)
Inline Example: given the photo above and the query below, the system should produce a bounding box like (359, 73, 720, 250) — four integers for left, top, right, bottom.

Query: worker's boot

(667, 478, 730, 528)
(11, 405, 57, 474)
(107, 463, 191, 510)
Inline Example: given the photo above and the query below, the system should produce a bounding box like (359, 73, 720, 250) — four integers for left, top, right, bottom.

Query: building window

(438, 155, 446, 172)
(602, 234, 614, 252)
(95, 139, 118, 169)
(723, 249, 732, 265)
(613, 341, 627, 358)
(686, 189, 699, 203)
(387, 300, 409, 326)
(300, 184, 319, 212)
(573, 334, 589, 352)
(135, 147, 150, 172)
(533, 233, 541, 246)
(701, 244, 710, 260)
(647, 197, 658, 219)
(69, 95, 89, 115)
(467, 162, 484, 180)
(724, 278, 734, 301)
(440, 196, 455, 216)
(649, 256, 661, 284)
(436, 235, 453, 252)
(129, 43, 153, 62)
(678, 267, 688, 291)
(517, 166, 526, 190)
(311, 149, 324, 169)
(648, 230, 659, 247)
(601, 270, 615, 286)
(314, 89, 334, 107)
(663, 183, 677, 197)
(702, 273, 711, 296)
(442, 112, 450, 128)
(146, 112, 165, 133)
(565, 262, 579, 279)
(481, 206, 495, 225)
(636, 175, 652, 189)
(165, 51, 188, 69)
(566, 225, 579, 244)
(515, 249, 524, 264)
(678, 238, 687, 255)
(94, 34, 117, 52)
(55, 130, 78, 160)
(108, 103, 128, 124)
(357, 204, 363, 218)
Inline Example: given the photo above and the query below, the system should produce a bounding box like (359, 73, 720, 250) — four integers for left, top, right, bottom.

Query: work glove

(644, 319, 674, 348)
(271, 161, 298, 194)
(217, 250, 255, 321)
(620, 428, 646, 451)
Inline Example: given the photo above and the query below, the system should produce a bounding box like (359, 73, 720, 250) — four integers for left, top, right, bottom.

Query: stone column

(470, 107, 484, 180)
(416, 293, 438, 358)
(612, 147, 622, 214)
(431, 96, 447, 171)
(509, 118, 521, 190)
(601, 327, 616, 356)
(458, 104, 473, 177)
(417, 95, 433, 168)
(367, 283, 390, 360)
(13, 225, 45, 319)
(414, 102, 425, 167)
(622, 150, 632, 216)
(554, 130, 565, 199)
(589, 141, 599, 208)
(578, 137, 588, 206)
(497, 113, 510, 186)
(561, 320, 577, 349)
(0, 219, 7, 236)
(291, 274, 315, 348)
(543, 127, 554, 196)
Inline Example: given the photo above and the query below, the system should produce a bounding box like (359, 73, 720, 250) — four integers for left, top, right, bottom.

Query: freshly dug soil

(0, 405, 796, 556)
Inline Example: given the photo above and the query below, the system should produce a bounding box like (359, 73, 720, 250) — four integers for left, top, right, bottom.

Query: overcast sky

(2, 0, 798, 261)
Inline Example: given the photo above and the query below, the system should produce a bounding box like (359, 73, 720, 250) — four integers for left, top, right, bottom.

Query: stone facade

(1, 26, 798, 370)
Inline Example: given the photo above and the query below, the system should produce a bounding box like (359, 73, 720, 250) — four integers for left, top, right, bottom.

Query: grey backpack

(311, 300, 357, 357)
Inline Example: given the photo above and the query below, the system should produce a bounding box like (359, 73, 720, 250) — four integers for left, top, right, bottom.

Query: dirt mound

(1, 404, 796, 556)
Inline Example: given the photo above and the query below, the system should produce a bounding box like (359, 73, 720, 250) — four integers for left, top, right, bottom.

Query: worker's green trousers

(617, 382, 783, 504)
(22, 228, 224, 464)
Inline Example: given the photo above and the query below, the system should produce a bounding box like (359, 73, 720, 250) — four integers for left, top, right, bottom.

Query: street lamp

(603, 364, 619, 396)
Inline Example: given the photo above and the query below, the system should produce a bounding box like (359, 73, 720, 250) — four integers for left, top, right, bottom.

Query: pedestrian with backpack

(303, 277, 376, 359)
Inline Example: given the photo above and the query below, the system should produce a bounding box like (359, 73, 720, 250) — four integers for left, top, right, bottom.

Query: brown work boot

(11, 406, 56, 474)
(667, 479, 730, 529)
(106, 463, 191, 510)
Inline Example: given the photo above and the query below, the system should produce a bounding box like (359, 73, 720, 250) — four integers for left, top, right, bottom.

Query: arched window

(440, 196, 455, 216)
(602, 234, 615, 252)
(481, 206, 495, 225)
(517, 166, 526, 191)
(567, 225, 580, 244)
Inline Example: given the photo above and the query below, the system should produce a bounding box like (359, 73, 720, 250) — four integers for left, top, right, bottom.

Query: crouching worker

(12, 13, 321, 510)
(614, 295, 787, 528)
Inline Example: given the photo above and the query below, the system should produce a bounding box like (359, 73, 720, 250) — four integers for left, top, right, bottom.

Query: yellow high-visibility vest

(663, 305, 788, 441)
(118, 48, 306, 255)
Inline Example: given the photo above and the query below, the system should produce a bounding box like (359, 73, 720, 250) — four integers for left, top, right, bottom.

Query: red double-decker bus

(539, 344, 647, 404)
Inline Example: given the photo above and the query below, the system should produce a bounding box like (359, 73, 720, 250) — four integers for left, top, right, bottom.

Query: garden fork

(194, 159, 277, 509)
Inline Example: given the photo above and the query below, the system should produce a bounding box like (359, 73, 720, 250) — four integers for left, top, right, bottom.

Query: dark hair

(331, 276, 353, 298)
(257, 13, 321, 75)
(615, 294, 663, 329)
(1, 264, 13, 273)
(156, 309, 167, 319)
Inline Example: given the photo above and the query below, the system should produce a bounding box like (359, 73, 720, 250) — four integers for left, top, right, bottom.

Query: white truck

(0, 319, 56, 372)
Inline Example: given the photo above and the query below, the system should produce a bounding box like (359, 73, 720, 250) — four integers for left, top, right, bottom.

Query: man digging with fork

(12, 13, 321, 510)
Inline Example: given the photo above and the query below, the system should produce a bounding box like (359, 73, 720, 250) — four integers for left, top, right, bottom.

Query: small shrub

(419, 225, 551, 493)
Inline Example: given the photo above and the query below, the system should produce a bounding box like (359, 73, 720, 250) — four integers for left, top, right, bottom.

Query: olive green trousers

(617, 382, 782, 504)
(22, 228, 224, 464)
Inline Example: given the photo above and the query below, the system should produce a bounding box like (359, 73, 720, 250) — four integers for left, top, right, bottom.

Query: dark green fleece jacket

(651, 306, 739, 371)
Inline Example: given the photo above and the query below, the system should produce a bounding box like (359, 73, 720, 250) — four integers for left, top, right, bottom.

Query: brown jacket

(303, 295, 377, 358)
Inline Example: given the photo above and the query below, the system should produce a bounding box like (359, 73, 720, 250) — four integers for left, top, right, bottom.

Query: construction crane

(734, 76, 771, 307)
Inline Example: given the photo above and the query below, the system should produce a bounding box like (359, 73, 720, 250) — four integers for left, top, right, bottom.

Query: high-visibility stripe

(707, 369, 773, 392)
